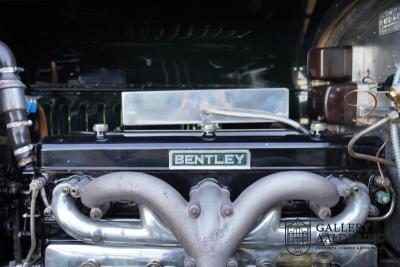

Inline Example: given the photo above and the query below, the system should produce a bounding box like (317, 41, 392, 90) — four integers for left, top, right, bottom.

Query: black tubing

(0, 41, 34, 167)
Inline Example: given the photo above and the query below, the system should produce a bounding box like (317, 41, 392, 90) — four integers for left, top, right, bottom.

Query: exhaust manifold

(52, 171, 370, 267)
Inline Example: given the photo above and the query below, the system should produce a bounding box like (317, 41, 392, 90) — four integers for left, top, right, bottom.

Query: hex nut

(43, 207, 52, 217)
(90, 208, 103, 220)
(188, 204, 201, 218)
(70, 186, 81, 198)
(91, 229, 103, 243)
(221, 204, 234, 217)
(93, 123, 109, 132)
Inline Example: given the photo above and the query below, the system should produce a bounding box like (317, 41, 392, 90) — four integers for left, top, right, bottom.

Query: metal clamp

(6, 120, 32, 129)
(0, 66, 24, 73)
(14, 144, 33, 156)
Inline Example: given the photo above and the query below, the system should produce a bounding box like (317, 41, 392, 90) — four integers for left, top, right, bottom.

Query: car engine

(1, 0, 400, 266)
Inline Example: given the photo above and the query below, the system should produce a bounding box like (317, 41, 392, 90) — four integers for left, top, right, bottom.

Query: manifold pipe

(244, 182, 370, 246)
(54, 171, 340, 267)
(53, 178, 371, 247)
(52, 183, 177, 246)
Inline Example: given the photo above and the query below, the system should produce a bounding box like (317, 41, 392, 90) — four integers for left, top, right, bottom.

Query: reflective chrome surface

(45, 244, 377, 267)
(122, 88, 289, 125)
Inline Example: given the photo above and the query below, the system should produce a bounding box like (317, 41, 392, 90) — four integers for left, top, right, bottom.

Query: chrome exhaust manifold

(52, 171, 370, 267)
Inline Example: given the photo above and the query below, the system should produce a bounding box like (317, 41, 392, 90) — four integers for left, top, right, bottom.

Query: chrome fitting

(14, 144, 33, 156)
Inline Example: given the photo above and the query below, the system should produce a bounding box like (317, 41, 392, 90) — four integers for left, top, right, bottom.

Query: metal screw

(188, 204, 201, 218)
(184, 259, 196, 267)
(90, 208, 103, 220)
(226, 259, 238, 267)
(91, 229, 103, 243)
(221, 204, 234, 217)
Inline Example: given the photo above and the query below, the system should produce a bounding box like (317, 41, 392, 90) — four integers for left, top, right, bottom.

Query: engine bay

(1, 0, 400, 266)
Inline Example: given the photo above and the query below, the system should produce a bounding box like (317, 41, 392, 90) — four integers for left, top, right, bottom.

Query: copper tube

(37, 105, 48, 138)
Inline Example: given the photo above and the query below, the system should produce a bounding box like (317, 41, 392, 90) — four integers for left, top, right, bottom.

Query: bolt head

(91, 229, 103, 243)
(388, 110, 400, 120)
(188, 204, 201, 218)
(201, 123, 218, 134)
(90, 208, 103, 220)
(93, 123, 108, 132)
(43, 207, 52, 217)
(319, 208, 331, 219)
(221, 204, 234, 217)
(310, 121, 327, 133)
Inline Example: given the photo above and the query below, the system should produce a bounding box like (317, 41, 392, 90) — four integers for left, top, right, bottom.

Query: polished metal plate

(169, 149, 251, 170)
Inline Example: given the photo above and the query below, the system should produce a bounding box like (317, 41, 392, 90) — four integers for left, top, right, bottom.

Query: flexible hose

(203, 107, 312, 135)
(23, 189, 39, 267)
(23, 178, 46, 267)
(40, 188, 50, 208)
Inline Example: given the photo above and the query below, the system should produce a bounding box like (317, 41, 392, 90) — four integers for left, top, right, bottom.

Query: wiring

(343, 89, 377, 125)
(344, 78, 392, 174)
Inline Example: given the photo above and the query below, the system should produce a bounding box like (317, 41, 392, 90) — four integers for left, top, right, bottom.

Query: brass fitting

(389, 84, 400, 110)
